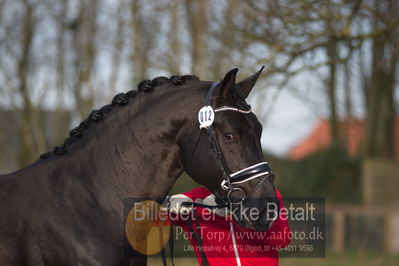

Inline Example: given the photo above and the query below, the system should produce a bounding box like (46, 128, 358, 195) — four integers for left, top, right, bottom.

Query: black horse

(0, 68, 277, 265)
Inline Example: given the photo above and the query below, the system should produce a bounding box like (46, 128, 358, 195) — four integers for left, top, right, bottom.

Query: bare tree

(324, 1, 340, 145)
(15, 0, 49, 166)
(210, 0, 239, 79)
(69, 0, 99, 119)
(364, 0, 399, 158)
(238, 0, 398, 158)
(51, 0, 70, 144)
(130, 0, 148, 82)
(185, 0, 209, 77)
(109, 1, 126, 91)
(1, 0, 398, 171)
(168, 0, 182, 74)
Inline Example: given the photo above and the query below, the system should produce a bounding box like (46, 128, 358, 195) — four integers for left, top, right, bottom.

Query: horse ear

(237, 66, 265, 98)
(218, 68, 238, 99)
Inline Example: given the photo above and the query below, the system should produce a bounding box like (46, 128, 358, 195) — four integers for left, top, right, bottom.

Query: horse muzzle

(221, 162, 273, 204)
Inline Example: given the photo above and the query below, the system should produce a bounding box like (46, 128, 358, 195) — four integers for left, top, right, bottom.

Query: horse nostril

(258, 200, 279, 228)
(257, 210, 269, 230)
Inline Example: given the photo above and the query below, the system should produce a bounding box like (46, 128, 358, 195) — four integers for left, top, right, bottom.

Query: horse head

(181, 67, 278, 231)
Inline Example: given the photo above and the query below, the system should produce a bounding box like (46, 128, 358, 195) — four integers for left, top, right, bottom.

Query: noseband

(188, 83, 274, 203)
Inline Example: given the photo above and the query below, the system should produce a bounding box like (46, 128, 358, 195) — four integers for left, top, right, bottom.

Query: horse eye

(224, 132, 235, 142)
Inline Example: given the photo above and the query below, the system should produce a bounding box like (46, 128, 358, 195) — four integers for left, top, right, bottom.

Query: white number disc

(198, 106, 215, 128)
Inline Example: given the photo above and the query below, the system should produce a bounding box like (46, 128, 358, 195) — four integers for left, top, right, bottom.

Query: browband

(198, 83, 252, 129)
(215, 106, 252, 114)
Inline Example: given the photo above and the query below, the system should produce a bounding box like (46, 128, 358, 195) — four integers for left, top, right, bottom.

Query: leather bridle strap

(202, 83, 235, 192)
(186, 129, 203, 171)
(186, 83, 218, 171)
(186, 209, 210, 266)
(205, 125, 231, 183)
(205, 82, 218, 105)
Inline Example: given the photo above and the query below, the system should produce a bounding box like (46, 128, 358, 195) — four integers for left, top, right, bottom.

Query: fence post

(362, 159, 399, 206)
(333, 210, 345, 252)
(385, 212, 399, 254)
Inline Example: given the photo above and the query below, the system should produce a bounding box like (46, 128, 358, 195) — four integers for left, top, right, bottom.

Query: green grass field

(148, 251, 399, 265)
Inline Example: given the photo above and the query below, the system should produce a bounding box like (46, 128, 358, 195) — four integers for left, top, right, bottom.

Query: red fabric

(171, 187, 291, 266)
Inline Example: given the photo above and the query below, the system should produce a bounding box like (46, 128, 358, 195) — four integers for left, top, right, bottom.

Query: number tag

(198, 106, 215, 128)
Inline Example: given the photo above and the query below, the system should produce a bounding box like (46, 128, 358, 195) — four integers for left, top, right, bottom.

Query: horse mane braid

(39, 75, 199, 159)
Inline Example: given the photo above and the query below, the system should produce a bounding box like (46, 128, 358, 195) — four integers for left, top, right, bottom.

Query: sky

(252, 88, 320, 157)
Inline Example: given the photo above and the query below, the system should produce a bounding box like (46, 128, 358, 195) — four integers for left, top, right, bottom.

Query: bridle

(161, 84, 275, 266)
(187, 82, 274, 204)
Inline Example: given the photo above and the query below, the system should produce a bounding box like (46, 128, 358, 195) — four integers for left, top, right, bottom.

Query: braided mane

(39, 75, 200, 159)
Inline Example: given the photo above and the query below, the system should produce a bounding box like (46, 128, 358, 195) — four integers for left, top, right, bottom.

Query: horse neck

(38, 87, 200, 206)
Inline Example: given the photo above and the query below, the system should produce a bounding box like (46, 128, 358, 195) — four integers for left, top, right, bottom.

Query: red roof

(288, 118, 399, 160)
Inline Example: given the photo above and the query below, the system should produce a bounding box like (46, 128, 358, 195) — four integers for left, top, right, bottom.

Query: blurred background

(0, 0, 398, 265)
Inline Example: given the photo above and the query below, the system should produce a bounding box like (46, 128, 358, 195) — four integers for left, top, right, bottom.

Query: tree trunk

(54, 0, 69, 144)
(17, 0, 47, 167)
(185, 0, 209, 77)
(325, 1, 340, 146)
(364, 0, 397, 158)
(71, 0, 98, 119)
(327, 37, 339, 146)
(344, 60, 353, 119)
(131, 0, 147, 82)
(109, 2, 125, 92)
(168, 0, 181, 74)
(211, 0, 237, 79)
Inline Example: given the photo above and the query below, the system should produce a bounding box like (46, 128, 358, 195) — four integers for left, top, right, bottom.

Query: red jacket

(170, 187, 291, 266)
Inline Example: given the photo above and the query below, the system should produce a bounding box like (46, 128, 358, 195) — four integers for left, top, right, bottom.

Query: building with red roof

(288, 118, 399, 161)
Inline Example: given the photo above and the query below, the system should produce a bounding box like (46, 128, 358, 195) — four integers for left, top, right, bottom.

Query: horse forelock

(39, 75, 200, 160)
